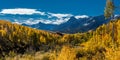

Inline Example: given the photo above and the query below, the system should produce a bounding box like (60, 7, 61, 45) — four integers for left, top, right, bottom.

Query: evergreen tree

(104, 0, 118, 48)
(104, 0, 115, 19)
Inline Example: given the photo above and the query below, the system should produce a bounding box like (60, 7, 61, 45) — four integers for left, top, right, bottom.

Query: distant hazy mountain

(0, 14, 119, 33)
(23, 15, 110, 33)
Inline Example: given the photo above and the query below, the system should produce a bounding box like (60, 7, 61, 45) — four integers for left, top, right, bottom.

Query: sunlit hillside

(0, 19, 120, 60)
(0, 20, 90, 60)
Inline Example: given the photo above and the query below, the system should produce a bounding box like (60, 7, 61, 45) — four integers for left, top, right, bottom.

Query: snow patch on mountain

(75, 15, 89, 19)
(83, 23, 90, 26)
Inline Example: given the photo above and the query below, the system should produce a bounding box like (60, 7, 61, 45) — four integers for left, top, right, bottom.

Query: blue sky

(0, 0, 119, 25)
(0, 0, 119, 16)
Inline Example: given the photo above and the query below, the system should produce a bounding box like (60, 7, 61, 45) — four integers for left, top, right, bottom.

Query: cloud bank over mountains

(0, 8, 89, 25)
(0, 8, 45, 15)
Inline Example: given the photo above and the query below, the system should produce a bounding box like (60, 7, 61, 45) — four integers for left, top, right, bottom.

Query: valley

(0, 19, 120, 60)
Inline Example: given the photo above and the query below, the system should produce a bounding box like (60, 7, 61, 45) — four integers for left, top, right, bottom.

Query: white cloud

(12, 19, 22, 25)
(13, 18, 70, 25)
(0, 8, 45, 15)
(28, 18, 69, 25)
(41, 13, 73, 25)
(51, 18, 70, 25)
(23, 18, 42, 25)
(12, 18, 41, 25)
(11, 15, 89, 25)
(24, 20, 39, 25)
(48, 13, 73, 18)
(38, 20, 53, 24)
(75, 15, 89, 19)
(0, 8, 90, 25)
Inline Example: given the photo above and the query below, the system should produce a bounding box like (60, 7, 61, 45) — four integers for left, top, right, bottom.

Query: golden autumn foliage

(0, 19, 120, 60)
(57, 46, 77, 60)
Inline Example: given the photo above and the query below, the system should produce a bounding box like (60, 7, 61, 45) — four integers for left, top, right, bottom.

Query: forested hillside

(0, 20, 61, 55)
(0, 20, 91, 60)
(0, 19, 120, 60)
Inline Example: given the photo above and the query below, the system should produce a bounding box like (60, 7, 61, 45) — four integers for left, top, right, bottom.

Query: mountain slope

(0, 19, 120, 60)
(1, 14, 120, 33)
(23, 15, 110, 33)
(1, 14, 119, 33)
(0, 20, 94, 57)
(54, 15, 109, 33)
(0, 20, 61, 55)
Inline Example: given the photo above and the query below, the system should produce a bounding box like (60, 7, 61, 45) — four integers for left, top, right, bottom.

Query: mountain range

(0, 14, 119, 33)
(23, 15, 110, 33)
